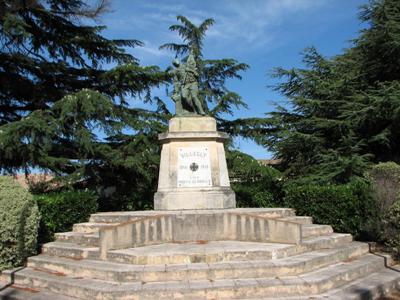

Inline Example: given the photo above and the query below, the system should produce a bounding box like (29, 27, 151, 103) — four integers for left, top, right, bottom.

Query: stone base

(154, 116, 235, 210)
(154, 187, 235, 210)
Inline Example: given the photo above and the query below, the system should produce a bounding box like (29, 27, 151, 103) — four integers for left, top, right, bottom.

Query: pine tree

(0, 0, 167, 209)
(265, 0, 400, 183)
(343, 0, 400, 163)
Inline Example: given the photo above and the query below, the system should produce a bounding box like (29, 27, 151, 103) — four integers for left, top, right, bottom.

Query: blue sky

(99, 0, 367, 159)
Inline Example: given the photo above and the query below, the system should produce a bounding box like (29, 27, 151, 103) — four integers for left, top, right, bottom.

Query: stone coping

(168, 116, 217, 132)
(91, 208, 296, 217)
(158, 131, 229, 141)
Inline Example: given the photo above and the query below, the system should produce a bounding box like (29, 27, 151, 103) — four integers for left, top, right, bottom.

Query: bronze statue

(169, 50, 206, 116)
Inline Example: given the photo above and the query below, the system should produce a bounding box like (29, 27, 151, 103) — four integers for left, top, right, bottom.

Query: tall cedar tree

(0, 0, 168, 210)
(265, 0, 400, 184)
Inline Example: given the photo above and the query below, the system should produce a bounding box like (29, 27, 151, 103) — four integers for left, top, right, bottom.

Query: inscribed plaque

(177, 147, 212, 187)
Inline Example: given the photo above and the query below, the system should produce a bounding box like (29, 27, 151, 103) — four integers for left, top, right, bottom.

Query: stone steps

(105, 233, 352, 264)
(6, 254, 390, 299)
(42, 242, 99, 260)
(2, 207, 399, 299)
(0, 286, 77, 300)
(41, 233, 352, 264)
(277, 216, 313, 224)
(246, 265, 400, 300)
(3, 265, 400, 300)
(55, 232, 99, 247)
(320, 264, 400, 300)
(27, 242, 369, 283)
(0, 280, 77, 300)
(72, 223, 115, 234)
(301, 224, 333, 238)
(301, 232, 353, 250)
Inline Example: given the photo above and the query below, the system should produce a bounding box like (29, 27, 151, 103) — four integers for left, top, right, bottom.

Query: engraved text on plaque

(177, 147, 212, 187)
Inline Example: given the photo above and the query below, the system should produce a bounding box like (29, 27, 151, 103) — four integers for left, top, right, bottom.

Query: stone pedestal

(154, 116, 236, 210)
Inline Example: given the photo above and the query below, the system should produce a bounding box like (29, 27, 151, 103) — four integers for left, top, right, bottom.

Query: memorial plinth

(154, 116, 236, 210)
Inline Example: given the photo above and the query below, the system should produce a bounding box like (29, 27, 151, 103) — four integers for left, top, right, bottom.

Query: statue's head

(172, 59, 180, 67)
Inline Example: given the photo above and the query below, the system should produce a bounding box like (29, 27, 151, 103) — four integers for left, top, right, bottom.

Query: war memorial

(1, 50, 400, 299)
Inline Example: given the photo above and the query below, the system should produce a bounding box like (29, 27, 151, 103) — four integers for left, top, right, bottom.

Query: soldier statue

(169, 49, 206, 116)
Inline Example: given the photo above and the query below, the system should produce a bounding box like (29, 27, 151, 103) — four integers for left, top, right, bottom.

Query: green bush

(227, 150, 283, 208)
(283, 180, 376, 238)
(363, 162, 400, 248)
(35, 190, 98, 244)
(0, 176, 40, 271)
(367, 162, 400, 213)
(233, 184, 277, 208)
(382, 200, 400, 260)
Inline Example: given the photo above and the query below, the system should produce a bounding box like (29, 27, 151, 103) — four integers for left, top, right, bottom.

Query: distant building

(257, 159, 282, 166)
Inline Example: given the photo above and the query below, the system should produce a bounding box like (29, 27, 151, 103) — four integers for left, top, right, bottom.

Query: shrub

(382, 200, 400, 260)
(227, 150, 283, 208)
(283, 179, 376, 238)
(364, 162, 400, 247)
(0, 176, 40, 271)
(367, 162, 400, 213)
(234, 184, 277, 208)
(35, 190, 98, 244)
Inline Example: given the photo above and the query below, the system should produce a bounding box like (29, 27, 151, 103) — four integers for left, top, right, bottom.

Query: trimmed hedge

(283, 180, 376, 238)
(233, 184, 277, 208)
(0, 176, 40, 271)
(35, 190, 98, 244)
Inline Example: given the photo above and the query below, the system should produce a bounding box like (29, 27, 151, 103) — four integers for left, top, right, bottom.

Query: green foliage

(366, 162, 400, 255)
(0, 176, 40, 271)
(227, 150, 282, 208)
(0, 0, 168, 209)
(382, 200, 400, 259)
(368, 162, 400, 212)
(283, 180, 376, 238)
(35, 190, 98, 244)
(356, 0, 400, 84)
(265, 0, 400, 182)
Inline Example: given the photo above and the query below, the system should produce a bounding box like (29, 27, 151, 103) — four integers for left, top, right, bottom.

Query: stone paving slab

(107, 240, 287, 264)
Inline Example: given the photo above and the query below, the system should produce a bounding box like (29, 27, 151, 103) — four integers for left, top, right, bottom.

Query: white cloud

(103, 0, 333, 59)
(203, 0, 332, 50)
(135, 41, 170, 57)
